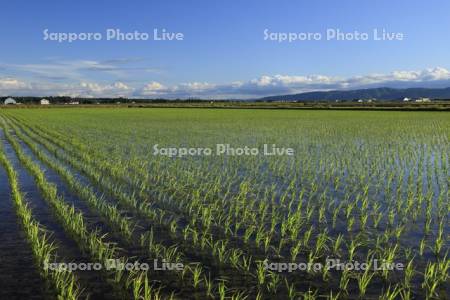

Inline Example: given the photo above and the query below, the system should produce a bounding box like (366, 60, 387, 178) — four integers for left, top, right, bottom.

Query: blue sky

(1, 0, 450, 98)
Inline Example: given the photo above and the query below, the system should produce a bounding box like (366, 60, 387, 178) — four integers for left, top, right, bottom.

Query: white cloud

(0, 78, 29, 90)
(0, 79, 133, 98)
(1, 67, 450, 99)
(0, 58, 161, 82)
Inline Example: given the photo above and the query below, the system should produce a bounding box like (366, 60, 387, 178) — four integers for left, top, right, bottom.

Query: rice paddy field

(0, 108, 448, 300)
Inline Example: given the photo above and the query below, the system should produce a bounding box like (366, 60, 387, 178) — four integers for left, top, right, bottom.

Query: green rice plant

(307, 251, 318, 275)
(243, 225, 255, 243)
(419, 238, 426, 256)
(360, 213, 369, 230)
(211, 240, 228, 263)
(433, 219, 445, 256)
(239, 255, 252, 272)
(255, 291, 263, 300)
(332, 205, 341, 228)
(230, 290, 248, 300)
(403, 257, 415, 288)
(188, 264, 203, 288)
(229, 248, 243, 269)
(204, 274, 214, 298)
(399, 287, 411, 300)
(303, 226, 314, 248)
(327, 290, 340, 300)
(284, 278, 297, 300)
(255, 261, 267, 286)
(379, 284, 403, 300)
(357, 261, 375, 297)
(381, 244, 399, 279)
(290, 240, 302, 261)
(347, 239, 361, 262)
(339, 268, 351, 292)
(347, 217, 355, 232)
(217, 279, 227, 300)
(333, 234, 344, 256)
(263, 235, 272, 253)
(314, 229, 330, 256)
(302, 288, 318, 300)
(388, 208, 396, 226)
(422, 254, 450, 299)
(267, 271, 281, 293)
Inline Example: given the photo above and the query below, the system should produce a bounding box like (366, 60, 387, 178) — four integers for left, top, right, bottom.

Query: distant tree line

(0, 96, 223, 104)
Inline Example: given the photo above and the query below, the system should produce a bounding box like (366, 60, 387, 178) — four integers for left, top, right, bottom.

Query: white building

(40, 99, 50, 105)
(415, 98, 431, 103)
(403, 97, 411, 102)
(4, 97, 17, 105)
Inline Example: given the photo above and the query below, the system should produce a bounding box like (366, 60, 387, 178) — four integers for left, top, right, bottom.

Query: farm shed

(4, 97, 17, 105)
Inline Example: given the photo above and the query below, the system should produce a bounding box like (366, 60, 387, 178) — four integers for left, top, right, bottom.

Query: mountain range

(258, 87, 450, 102)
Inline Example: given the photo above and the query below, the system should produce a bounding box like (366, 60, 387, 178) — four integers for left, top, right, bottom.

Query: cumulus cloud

(0, 78, 29, 90)
(0, 79, 133, 98)
(1, 67, 450, 99)
(132, 67, 450, 99)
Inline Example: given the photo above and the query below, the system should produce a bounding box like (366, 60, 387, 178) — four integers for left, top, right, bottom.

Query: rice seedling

(380, 284, 404, 300)
(357, 261, 375, 297)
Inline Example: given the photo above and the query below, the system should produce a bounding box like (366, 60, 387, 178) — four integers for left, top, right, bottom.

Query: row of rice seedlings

(0, 133, 82, 299)
(6, 113, 446, 298)
(16, 117, 300, 259)
(8, 119, 136, 241)
(12, 116, 360, 261)
(9, 118, 412, 298)
(32, 118, 450, 280)
(6, 116, 253, 299)
(1, 120, 164, 300)
(14, 117, 440, 244)
(14, 120, 295, 275)
(10, 120, 252, 255)
(14, 119, 286, 261)
(6, 116, 418, 296)
(13, 119, 261, 299)
(11, 116, 282, 230)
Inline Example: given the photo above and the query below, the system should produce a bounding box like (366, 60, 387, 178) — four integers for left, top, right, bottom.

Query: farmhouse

(415, 98, 431, 103)
(4, 97, 17, 105)
(403, 97, 411, 102)
(40, 99, 50, 105)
